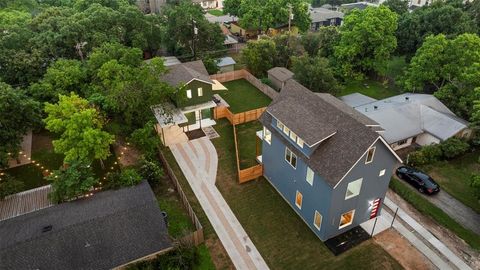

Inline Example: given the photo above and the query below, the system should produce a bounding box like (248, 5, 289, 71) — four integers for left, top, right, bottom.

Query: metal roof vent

(374, 106, 378, 110)
(405, 96, 410, 101)
(42, 225, 53, 233)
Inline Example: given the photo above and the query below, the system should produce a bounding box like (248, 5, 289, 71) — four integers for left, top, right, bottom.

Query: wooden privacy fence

(233, 125, 263, 184)
(210, 69, 279, 100)
(214, 106, 266, 125)
(158, 150, 204, 246)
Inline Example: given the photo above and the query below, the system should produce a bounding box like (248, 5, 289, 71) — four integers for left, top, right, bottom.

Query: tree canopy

(0, 83, 41, 168)
(241, 38, 277, 77)
(382, 0, 409, 15)
(334, 6, 398, 79)
(291, 54, 340, 94)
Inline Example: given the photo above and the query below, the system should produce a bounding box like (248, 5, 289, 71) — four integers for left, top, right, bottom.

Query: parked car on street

(395, 166, 440, 195)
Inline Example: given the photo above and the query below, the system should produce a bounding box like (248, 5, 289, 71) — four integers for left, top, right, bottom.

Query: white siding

(391, 137, 413, 150)
(416, 132, 440, 146)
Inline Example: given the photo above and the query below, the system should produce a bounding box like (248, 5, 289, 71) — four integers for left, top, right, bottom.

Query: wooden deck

(0, 185, 53, 221)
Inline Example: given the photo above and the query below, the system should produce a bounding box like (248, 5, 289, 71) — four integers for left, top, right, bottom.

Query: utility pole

(192, 18, 198, 60)
(287, 4, 293, 33)
(75, 41, 87, 62)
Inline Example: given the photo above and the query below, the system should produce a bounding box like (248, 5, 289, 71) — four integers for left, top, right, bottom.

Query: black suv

(395, 166, 440, 195)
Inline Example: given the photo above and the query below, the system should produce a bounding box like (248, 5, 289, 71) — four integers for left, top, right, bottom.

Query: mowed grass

(207, 9, 224, 16)
(390, 177, 480, 250)
(236, 121, 263, 169)
(212, 119, 402, 269)
(219, 79, 271, 113)
(339, 79, 401, 100)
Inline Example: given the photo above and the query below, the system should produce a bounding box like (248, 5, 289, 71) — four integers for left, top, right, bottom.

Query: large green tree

(241, 38, 277, 77)
(291, 54, 340, 94)
(300, 26, 340, 57)
(382, 0, 408, 15)
(334, 6, 398, 79)
(0, 83, 41, 168)
(44, 93, 115, 164)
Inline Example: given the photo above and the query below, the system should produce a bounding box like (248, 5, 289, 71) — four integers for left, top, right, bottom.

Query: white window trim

(290, 131, 297, 142)
(297, 138, 304, 148)
(339, 210, 355, 229)
(365, 147, 376, 164)
(263, 127, 272, 145)
(306, 167, 314, 186)
(345, 178, 363, 200)
(198, 87, 203, 96)
(314, 211, 322, 230)
(284, 147, 297, 169)
(379, 169, 386, 177)
(283, 125, 290, 136)
(295, 191, 302, 209)
(186, 89, 192, 99)
(277, 120, 284, 130)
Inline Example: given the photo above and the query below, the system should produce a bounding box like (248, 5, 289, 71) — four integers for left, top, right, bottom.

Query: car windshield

(413, 172, 438, 188)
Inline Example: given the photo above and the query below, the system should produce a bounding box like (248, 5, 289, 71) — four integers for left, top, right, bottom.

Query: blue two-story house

(258, 80, 402, 241)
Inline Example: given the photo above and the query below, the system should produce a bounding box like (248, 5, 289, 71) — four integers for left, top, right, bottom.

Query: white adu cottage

(341, 93, 472, 150)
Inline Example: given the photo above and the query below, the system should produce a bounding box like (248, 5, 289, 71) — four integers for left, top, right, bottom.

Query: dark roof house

(0, 182, 172, 270)
(160, 60, 213, 87)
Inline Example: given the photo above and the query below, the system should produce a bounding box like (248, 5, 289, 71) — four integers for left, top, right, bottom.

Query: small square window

(277, 120, 284, 130)
(379, 169, 386, 177)
(339, 210, 355, 229)
(306, 167, 314, 186)
(198, 87, 203, 96)
(314, 211, 322, 230)
(283, 126, 290, 136)
(264, 127, 272, 145)
(297, 138, 304, 148)
(290, 132, 297, 142)
(186, 89, 192, 99)
(365, 147, 375, 164)
(295, 191, 303, 209)
(345, 178, 362, 199)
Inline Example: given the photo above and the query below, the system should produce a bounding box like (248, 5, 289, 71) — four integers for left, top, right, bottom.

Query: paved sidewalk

(382, 196, 472, 270)
(170, 137, 269, 270)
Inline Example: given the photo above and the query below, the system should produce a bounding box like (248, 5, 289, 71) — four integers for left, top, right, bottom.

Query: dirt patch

(205, 238, 234, 270)
(113, 138, 141, 167)
(374, 229, 434, 270)
(387, 189, 480, 269)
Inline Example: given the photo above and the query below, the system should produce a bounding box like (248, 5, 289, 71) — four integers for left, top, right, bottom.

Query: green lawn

(390, 178, 480, 250)
(219, 79, 272, 113)
(211, 119, 402, 269)
(207, 9, 224, 16)
(385, 56, 407, 81)
(339, 79, 401, 100)
(421, 151, 480, 214)
(236, 121, 263, 169)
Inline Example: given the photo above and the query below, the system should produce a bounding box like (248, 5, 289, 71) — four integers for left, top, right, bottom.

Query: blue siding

(262, 128, 332, 240)
(270, 118, 315, 157)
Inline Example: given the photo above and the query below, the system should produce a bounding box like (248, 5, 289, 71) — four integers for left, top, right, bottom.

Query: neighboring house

(267, 67, 294, 91)
(341, 93, 472, 150)
(217, 56, 236, 73)
(309, 7, 344, 30)
(258, 80, 402, 241)
(153, 60, 227, 146)
(161, 56, 181, 67)
(205, 13, 238, 24)
(0, 182, 172, 269)
(136, 0, 166, 14)
(340, 1, 378, 11)
(192, 0, 222, 9)
(227, 22, 257, 39)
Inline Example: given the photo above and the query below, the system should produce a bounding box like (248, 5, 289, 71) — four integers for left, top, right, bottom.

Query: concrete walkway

(170, 137, 269, 270)
(364, 196, 472, 270)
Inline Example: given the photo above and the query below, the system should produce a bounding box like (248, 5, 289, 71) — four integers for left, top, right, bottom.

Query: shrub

(127, 243, 199, 270)
(408, 144, 442, 166)
(0, 174, 24, 200)
(139, 158, 164, 187)
(471, 174, 480, 200)
(107, 168, 142, 189)
(440, 137, 470, 159)
(129, 121, 160, 160)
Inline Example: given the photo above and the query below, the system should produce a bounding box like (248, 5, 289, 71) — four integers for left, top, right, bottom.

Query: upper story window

(263, 127, 272, 145)
(379, 169, 386, 177)
(295, 191, 303, 209)
(277, 120, 284, 130)
(297, 138, 304, 148)
(314, 211, 322, 230)
(186, 89, 192, 99)
(345, 178, 362, 200)
(290, 131, 297, 142)
(198, 87, 203, 96)
(283, 126, 290, 136)
(285, 147, 297, 169)
(365, 147, 376, 164)
(306, 166, 314, 186)
(277, 120, 304, 149)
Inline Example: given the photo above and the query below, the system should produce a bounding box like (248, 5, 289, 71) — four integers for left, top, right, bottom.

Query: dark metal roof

(161, 60, 213, 87)
(0, 182, 172, 270)
(260, 80, 381, 186)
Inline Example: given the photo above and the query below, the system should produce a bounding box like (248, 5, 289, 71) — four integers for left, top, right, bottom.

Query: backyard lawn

(211, 119, 402, 269)
(219, 79, 272, 113)
(207, 9, 224, 16)
(339, 79, 401, 100)
(421, 150, 480, 213)
(236, 121, 263, 169)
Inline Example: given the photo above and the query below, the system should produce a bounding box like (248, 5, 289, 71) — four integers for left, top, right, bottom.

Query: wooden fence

(158, 150, 204, 246)
(213, 106, 266, 125)
(233, 125, 264, 184)
(210, 69, 279, 100)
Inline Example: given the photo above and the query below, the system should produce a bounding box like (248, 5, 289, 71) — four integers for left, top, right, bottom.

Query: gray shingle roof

(0, 182, 172, 270)
(267, 67, 294, 82)
(260, 80, 382, 186)
(309, 7, 344, 23)
(161, 60, 213, 87)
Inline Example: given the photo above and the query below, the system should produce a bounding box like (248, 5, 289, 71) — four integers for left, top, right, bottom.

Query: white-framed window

(397, 139, 408, 145)
(339, 209, 355, 229)
(306, 167, 314, 186)
(186, 89, 192, 99)
(290, 131, 297, 142)
(314, 211, 322, 230)
(379, 169, 386, 177)
(297, 138, 304, 148)
(345, 178, 362, 200)
(295, 191, 303, 209)
(365, 147, 375, 164)
(277, 120, 284, 131)
(283, 125, 290, 136)
(285, 147, 297, 169)
(263, 127, 272, 145)
(198, 87, 203, 96)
